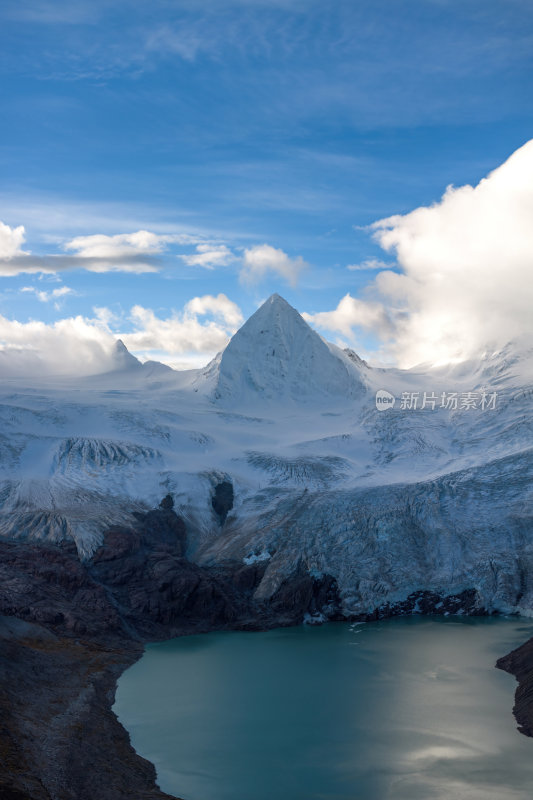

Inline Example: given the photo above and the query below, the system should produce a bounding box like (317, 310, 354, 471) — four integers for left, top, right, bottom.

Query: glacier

(0, 293, 531, 617)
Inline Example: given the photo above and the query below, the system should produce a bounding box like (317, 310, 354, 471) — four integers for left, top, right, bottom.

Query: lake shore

(1, 503, 532, 799)
(0, 617, 177, 800)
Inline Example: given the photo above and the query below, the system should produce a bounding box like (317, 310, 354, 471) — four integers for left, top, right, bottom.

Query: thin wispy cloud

(346, 259, 392, 271)
(0, 253, 161, 276)
(0, 226, 210, 275)
(1, 0, 99, 25)
(145, 25, 210, 62)
(179, 244, 235, 269)
(4, 0, 530, 131)
(21, 284, 74, 308)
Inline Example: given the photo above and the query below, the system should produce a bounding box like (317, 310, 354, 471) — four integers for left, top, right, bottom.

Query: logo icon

(375, 389, 396, 411)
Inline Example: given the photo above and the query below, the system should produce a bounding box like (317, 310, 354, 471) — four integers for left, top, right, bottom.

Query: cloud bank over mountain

(308, 140, 533, 366)
(0, 294, 243, 375)
(0, 142, 532, 372)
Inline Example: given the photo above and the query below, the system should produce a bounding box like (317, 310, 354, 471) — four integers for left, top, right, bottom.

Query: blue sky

(1, 0, 532, 371)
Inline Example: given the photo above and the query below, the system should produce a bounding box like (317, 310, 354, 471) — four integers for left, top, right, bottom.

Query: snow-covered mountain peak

(266, 291, 287, 305)
(0, 305, 530, 613)
(236, 292, 304, 331)
(214, 294, 367, 405)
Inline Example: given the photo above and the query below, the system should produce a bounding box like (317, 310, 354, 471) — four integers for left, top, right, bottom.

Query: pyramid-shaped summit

(214, 293, 366, 404)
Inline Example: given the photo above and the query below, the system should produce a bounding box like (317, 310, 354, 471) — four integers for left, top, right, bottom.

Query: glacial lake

(115, 617, 533, 800)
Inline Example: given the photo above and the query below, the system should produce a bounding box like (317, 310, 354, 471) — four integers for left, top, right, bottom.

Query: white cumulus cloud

(0, 293, 243, 376)
(0, 222, 33, 274)
(310, 140, 533, 366)
(240, 244, 307, 286)
(122, 293, 242, 356)
(0, 221, 27, 260)
(183, 293, 243, 328)
(303, 294, 393, 340)
(0, 313, 117, 376)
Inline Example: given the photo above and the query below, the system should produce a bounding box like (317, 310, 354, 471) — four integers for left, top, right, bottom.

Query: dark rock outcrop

(497, 636, 533, 737)
(0, 539, 124, 639)
(0, 505, 342, 645)
(159, 493, 175, 510)
(1, 499, 528, 800)
(0, 502, 343, 800)
(211, 480, 234, 524)
(270, 566, 343, 623)
(366, 588, 485, 620)
(0, 616, 178, 800)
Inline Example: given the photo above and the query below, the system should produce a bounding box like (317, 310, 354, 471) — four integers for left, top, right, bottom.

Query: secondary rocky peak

(115, 338, 129, 353)
(111, 339, 142, 371)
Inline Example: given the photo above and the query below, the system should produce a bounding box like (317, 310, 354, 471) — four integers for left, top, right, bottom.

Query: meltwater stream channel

(115, 617, 533, 800)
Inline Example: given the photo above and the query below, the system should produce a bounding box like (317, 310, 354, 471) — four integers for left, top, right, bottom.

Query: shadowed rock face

(497, 637, 533, 738)
(0, 538, 123, 638)
(0, 625, 177, 800)
(211, 480, 234, 525)
(270, 565, 341, 621)
(0, 504, 343, 642)
(0, 503, 345, 800)
(1, 500, 530, 800)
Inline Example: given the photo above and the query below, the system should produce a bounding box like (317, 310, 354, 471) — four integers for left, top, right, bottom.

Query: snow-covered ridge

(0, 294, 531, 614)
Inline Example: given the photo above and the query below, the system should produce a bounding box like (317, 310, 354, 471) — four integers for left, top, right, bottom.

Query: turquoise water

(115, 617, 533, 800)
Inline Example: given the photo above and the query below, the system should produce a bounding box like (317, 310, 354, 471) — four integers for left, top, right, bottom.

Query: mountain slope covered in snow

(0, 294, 531, 615)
